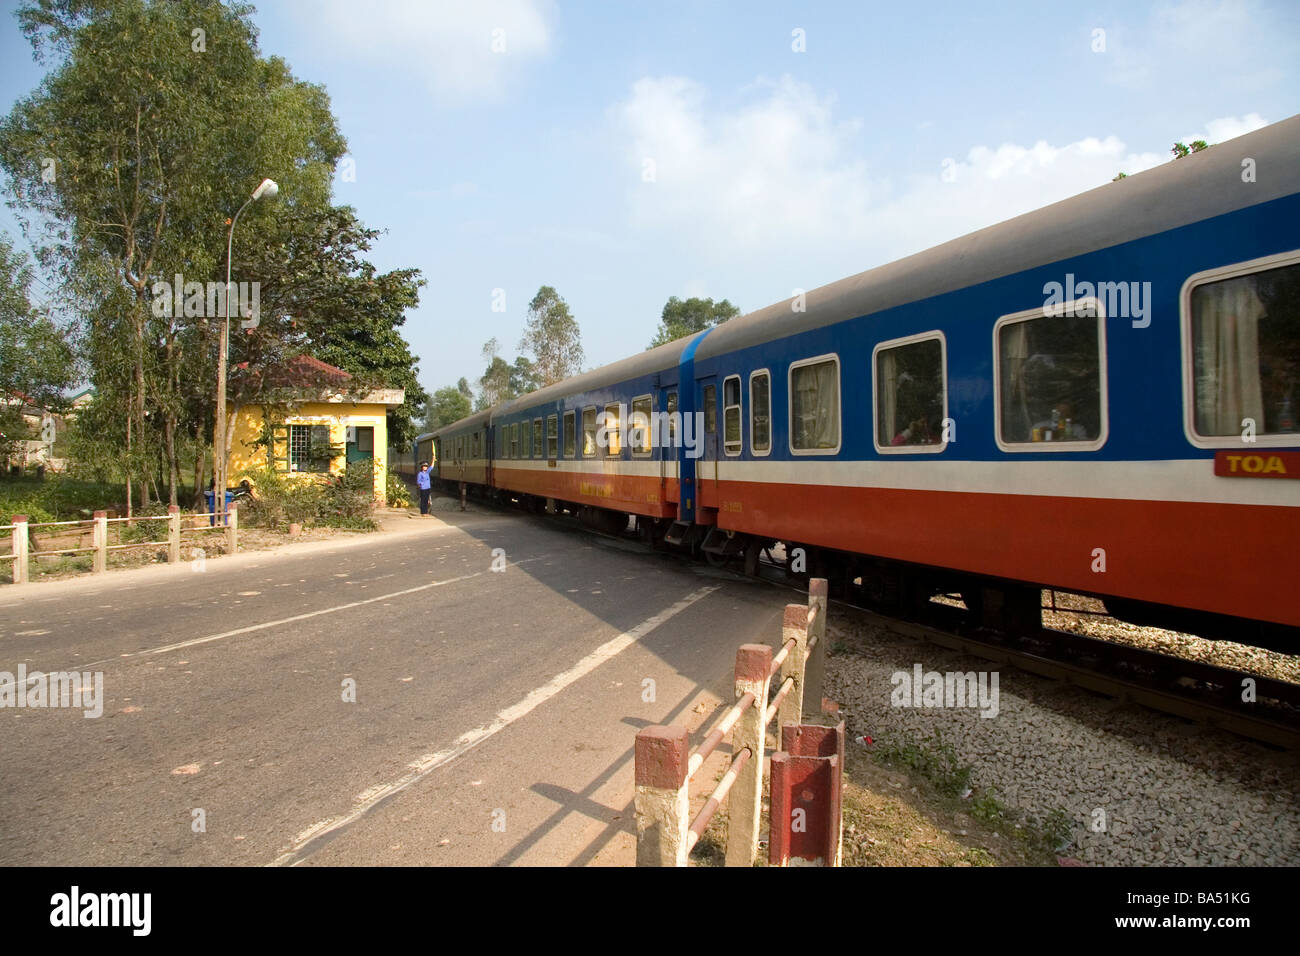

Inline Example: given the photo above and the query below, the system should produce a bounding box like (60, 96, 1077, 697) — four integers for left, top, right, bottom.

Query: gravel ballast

(825, 608, 1300, 866)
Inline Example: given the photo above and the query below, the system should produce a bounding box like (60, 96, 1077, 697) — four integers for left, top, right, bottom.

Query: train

(414, 115, 1300, 651)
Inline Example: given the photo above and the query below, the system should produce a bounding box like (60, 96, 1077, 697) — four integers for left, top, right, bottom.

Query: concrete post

(804, 577, 828, 717)
(776, 604, 808, 733)
(92, 511, 107, 574)
(634, 725, 691, 866)
(226, 501, 238, 554)
(725, 643, 773, 867)
(167, 505, 181, 564)
(11, 515, 28, 585)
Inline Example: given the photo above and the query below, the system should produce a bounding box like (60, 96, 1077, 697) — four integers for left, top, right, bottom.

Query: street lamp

(214, 177, 278, 524)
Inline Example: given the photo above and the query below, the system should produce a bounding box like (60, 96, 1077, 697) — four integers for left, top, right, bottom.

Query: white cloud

(617, 75, 1268, 278)
(1195, 113, 1269, 144)
(285, 0, 553, 101)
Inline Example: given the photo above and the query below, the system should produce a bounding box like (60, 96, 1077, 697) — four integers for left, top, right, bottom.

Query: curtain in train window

(998, 312, 1101, 443)
(582, 408, 597, 457)
(790, 358, 840, 451)
(1191, 262, 1299, 436)
(563, 412, 576, 458)
(604, 403, 622, 456)
(877, 338, 945, 447)
(631, 397, 653, 455)
(750, 373, 771, 453)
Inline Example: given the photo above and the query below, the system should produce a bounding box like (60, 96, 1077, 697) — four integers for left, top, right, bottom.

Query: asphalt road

(0, 508, 791, 866)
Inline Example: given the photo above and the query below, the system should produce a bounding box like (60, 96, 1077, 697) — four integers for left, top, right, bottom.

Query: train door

(697, 375, 719, 496)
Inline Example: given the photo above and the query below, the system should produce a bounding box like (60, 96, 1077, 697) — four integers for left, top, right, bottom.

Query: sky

(1, 0, 1298, 403)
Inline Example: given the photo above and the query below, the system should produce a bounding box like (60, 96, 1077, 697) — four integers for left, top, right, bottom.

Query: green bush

(386, 471, 411, 508)
(119, 505, 170, 544)
(237, 461, 376, 532)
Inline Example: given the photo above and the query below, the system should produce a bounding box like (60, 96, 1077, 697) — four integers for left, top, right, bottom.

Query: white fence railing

(2, 504, 238, 584)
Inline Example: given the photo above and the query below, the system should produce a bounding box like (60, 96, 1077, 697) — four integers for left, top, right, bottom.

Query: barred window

(533, 418, 543, 458)
(547, 415, 558, 459)
(289, 424, 332, 473)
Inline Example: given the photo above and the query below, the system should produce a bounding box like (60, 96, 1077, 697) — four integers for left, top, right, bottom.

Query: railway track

(448, 489, 1300, 751)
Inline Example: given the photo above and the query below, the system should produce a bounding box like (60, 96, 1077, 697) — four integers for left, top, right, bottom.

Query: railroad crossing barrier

(2, 503, 238, 584)
(634, 577, 843, 866)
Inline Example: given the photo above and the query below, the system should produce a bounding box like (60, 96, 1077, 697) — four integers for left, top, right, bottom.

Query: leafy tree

(519, 285, 584, 386)
(0, 234, 77, 457)
(648, 296, 740, 348)
(0, 0, 345, 510)
(511, 356, 540, 395)
(423, 386, 472, 431)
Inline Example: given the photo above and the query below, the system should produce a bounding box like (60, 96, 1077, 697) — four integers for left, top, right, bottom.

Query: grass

(0, 475, 126, 531)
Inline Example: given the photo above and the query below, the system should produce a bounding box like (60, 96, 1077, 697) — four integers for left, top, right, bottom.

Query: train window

(563, 411, 576, 458)
(631, 395, 653, 456)
(789, 355, 841, 454)
(723, 376, 742, 456)
(750, 370, 771, 455)
(604, 403, 622, 456)
(995, 298, 1106, 451)
(582, 407, 597, 457)
(1184, 253, 1300, 446)
(667, 391, 678, 447)
(521, 420, 531, 458)
(874, 334, 947, 454)
(547, 415, 558, 459)
(703, 385, 717, 434)
(511, 422, 519, 459)
(533, 418, 543, 458)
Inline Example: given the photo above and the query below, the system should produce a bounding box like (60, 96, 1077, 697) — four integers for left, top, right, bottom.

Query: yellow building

(226, 356, 405, 501)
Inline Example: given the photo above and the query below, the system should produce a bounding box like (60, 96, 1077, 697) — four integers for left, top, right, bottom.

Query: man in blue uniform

(416, 462, 432, 515)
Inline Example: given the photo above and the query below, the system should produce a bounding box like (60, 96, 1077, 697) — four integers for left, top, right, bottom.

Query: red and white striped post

(10, 515, 28, 585)
(634, 724, 691, 867)
(726, 643, 772, 867)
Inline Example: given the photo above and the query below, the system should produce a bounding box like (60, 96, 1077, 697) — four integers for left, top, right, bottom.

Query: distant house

(1, 390, 64, 473)
(227, 355, 404, 501)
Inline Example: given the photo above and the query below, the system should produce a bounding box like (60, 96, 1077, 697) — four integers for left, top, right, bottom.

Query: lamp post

(214, 177, 278, 524)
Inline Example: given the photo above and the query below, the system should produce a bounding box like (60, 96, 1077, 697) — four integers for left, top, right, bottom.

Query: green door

(346, 426, 374, 463)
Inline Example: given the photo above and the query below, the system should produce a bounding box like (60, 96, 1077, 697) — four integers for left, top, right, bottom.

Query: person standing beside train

(416, 461, 432, 516)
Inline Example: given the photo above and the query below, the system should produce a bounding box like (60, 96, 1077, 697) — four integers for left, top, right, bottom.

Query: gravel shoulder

(823, 605, 1300, 866)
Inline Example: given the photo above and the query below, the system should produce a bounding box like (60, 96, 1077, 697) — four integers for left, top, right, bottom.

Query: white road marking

(269, 583, 720, 866)
(79, 555, 552, 667)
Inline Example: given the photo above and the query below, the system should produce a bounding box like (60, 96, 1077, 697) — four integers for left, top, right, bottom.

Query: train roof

(434, 113, 1300, 433)
(696, 113, 1300, 360)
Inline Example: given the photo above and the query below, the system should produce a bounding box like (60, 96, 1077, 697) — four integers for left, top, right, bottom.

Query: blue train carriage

(486, 343, 696, 531)
(682, 113, 1299, 645)
(430, 409, 493, 492)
